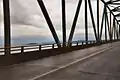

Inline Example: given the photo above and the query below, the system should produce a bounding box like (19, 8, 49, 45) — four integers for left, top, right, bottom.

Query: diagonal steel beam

(111, 6, 120, 12)
(101, 0, 120, 38)
(106, 0, 120, 4)
(106, 0, 120, 5)
(100, 6, 106, 40)
(88, 0, 98, 41)
(106, 3, 120, 5)
(114, 13, 120, 17)
(3, 0, 11, 55)
(101, 0, 120, 23)
(68, 0, 83, 43)
(37, 0, 60, 46)
(111, 0, 120, 2)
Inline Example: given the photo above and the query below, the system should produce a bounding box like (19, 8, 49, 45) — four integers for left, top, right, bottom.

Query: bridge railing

(0, 40, 111, 55)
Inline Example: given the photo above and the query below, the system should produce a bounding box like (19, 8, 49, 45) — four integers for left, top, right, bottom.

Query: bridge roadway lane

(0, 42, 120, 80)
(35, 42, 120, 80)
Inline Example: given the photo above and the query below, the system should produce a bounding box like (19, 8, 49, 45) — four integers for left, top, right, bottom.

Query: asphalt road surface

(0, 42, 120, 80)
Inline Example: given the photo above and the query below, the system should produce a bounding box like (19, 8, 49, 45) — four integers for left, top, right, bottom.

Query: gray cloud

(10, 0, 44, 27)
(0, 0, 104, 44)
(9, 0, 98, 29)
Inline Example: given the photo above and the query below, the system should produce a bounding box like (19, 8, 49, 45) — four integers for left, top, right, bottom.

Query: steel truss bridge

(1, 0, 120, 66)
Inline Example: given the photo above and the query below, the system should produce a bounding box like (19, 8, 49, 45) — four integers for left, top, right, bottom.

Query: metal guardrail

(0, 40, 108, 55)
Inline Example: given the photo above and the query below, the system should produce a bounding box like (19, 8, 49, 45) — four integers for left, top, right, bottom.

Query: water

(0, 36, 55, 47)
(0, 36, 95, 47)
(0, 36, 95, 55)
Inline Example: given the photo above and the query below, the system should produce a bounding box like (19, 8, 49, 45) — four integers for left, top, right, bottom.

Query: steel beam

(62, 0, 66, 47)
(101, 0, 120, 40)
(115, 21, 119, 39)
(106, 3, 120, 5)
(108, 0, 120, 3)
(37, 0, 60, 46)
(117, 24, 119, 39)
(115, 20, 118, 39)
(3, 0, 11, 55)
(85, 0, 88, 44)
(111, 19, 114, 39)
(88, 0, 98, 41)
(105, 9, 111, 40)
(119, 25, 120, 39)
(100, 6, 105, 40)
(101, 0, 120, 23)
(105, 7, 107, 41)
(111, 23, 114, 39)
(109, 12, 112, 40)
(113, 18, 116, 40)
(68, 0, 83, 43)
(97, 0, 100, 41)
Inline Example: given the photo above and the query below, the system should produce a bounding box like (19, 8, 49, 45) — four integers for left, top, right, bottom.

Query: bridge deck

(0, 42, 120, 80)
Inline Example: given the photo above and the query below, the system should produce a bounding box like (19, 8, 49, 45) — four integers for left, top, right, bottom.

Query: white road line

(30, 47, 113, 80)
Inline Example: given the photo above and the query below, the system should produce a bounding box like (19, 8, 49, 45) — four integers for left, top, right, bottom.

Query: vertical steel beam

(115, 22, 117, 40)
(62, 0, 66, 47)
(37, 0, 60, 47)
(105, 9, 111, 40)
(118, 24, 119, 38)
(109, 11, 112, 40)
(97, 0, 100, 41)
(111, 19, 114, 40)
(3, 0, 11, 55)
(115, 22, 117, 39)
(117, 23, 119, 39)
(111, 20, 113, 39)
(105, 7, 107, 41)
(119, 25, 120, 39)
(113, 18, 116, 40)
(114, 28, 116, 40)
(117, 24, 119, 39)
(68, 0, 83, 43)
(115, 22, 119, 39)
(85, 0, 88, 44)
(88, 0, 98, 41)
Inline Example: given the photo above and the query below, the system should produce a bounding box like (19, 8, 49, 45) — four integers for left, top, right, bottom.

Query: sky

(0, 0, 106, 46)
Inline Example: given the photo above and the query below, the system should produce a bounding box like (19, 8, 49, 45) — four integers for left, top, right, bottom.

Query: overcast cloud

(0, 0, 105, 45)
